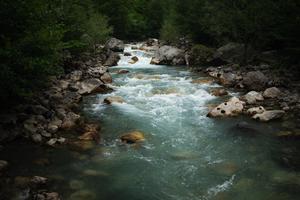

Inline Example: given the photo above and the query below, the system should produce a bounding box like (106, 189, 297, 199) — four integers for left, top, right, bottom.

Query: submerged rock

(120, 131, 145, 144)
(117, 69, 130, 74)
(252, 110, 285, 122)
(207, 97, 245, 117)
(103, 96, 124, 104)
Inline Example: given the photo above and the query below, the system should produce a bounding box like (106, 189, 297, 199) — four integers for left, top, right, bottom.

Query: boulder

(211, 88, 228, 96)
(145, 38, 159, 47)
(242, 71, 268, 91)
(103, 96, 124, 104)
(212, 42, 255, 65)
(243, 91, 264, 104)
(247, 106, 265, 116)
(31, 134, 43, 143)
(253, 110, 285, 122)
(117, 69, 130, 74)
(87, 66, 107, 78)
(104, 52, 120, 67)
(124, 52, 132, 56)
(207, 97, 245, 117)
(219, 72, 237, 86)
(263, 87, 281, 98)
(100, 72, 112, 84)
(78, 124, 100, 142)
(152, 45, 186, 66)
(34, 192, 61, 200)
(129, 56, 139, 64)
(76, 79, 103, 95)
(120, 131, 145, 144)
(105, 37, 124, 52)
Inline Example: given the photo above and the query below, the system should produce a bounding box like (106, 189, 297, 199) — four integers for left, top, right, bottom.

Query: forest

(0, 0, 299, 107)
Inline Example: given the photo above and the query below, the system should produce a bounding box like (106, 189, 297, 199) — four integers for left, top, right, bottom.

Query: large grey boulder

(242, 71, 268, 91)
(151, 45, 186, 66)
(263, 87, 281, 98)
(105, 38, 125, 52)
(75, 79, 103, 95)
(207, 97, 245, 117)
(243, 91, 264, 104)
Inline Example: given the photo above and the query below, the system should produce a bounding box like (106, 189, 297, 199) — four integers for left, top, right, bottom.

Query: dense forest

(0, 0, 299, 107)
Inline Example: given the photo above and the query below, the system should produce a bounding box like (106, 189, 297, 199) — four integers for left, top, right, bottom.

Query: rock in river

(242, 71, 268, 91)
(103, 96, 124, 104)
(120, 131, 145, 144)
(105, 37, 124, 52)
(207, 97, 245, 117)
(263, 87, 281, 98)
(243, 91, 264, 104)
(252, 110, 285, 122)
(247, 106, 265, 116)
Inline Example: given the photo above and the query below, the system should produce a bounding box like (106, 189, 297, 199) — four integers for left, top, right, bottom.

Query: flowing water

(1, 44, 300, 200)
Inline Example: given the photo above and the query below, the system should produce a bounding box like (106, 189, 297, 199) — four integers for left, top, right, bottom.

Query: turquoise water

(1, 45, 300, 200)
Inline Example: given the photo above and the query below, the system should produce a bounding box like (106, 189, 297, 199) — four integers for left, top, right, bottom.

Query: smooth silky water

(2, 44, 300, 199)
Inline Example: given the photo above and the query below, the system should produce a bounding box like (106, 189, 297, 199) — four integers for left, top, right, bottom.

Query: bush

(189, 44, 214, 66)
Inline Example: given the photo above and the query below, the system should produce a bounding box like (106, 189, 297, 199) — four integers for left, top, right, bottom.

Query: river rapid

(1, 44, 300, 200)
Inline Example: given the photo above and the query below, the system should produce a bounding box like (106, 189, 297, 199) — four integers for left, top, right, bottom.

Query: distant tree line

(0, 0, 299, 106)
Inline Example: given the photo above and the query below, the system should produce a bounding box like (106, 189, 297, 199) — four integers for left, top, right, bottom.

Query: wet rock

(243, 91, 264, 104)
(103, 96, 124, 104)
(124, 52, 132, 56)
(47, 138, 58, 146)
(78, 131, 98, 141)
(129, 56, 139, 64)
(105, 37, 124, 52)
(100, 72, 112, 84)
(242, 71, 268, 91)
(150, 57, 160, 65)
(0, 160, 8, 172)
(61, 112, 80, 130)
(207, 97, 245, 117)
(120, 131, 145, 144)
(191, 79, 214, 84)
(70, 190, 96, 200)
(152, 45, 186, 66)
(117, 69, 130, 74)
(219, 72, 237, 87)
(31, 176, 48, 185)
(247, 106, 265, 116)
(253, 110, 285, 122)
(211, 88, 228, 96)
(104, 51, 120, 67)
(263, 87, 281, 98)
(76, 78, 103, 95)
(47, 118, 62, 134)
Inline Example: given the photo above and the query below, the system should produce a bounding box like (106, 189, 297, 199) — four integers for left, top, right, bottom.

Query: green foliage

(189, 44, 214, 66)
(160, 10, 181, 43)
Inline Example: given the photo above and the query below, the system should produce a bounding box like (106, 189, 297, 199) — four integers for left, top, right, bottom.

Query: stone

(87, 66, 107, 78)
(104, 51, 120, 67)
(253, 110, 285, 122)
(31, 176, 48, 185)
(152, 45, 186, 66)
(76, 78, 103, 95)
(129, 56, 139, 64)
(211, 88, 228, 96)
(34, 192, 60, 200)
(105, 37, 124, 52)
(120, 131, 145, 144)
(0, 160, 8, 172)
(219, 72, 237, 86)
(69, 71, 83, 82)
(61, 112, 80, 130)
(247, 106, 265, 116)
(103, 96, 124, 104)
(242, 71, 268, 91)
(100, 72, 112, 84)
(263, 87, 281, 98)
(124, 52, 132, 56)
(243, 91, 264, 104)
(207, 97, 245, 117)
(31, 134, 43, 143)
(117, 69, 130, 74)
(47, 138, 57, 146)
